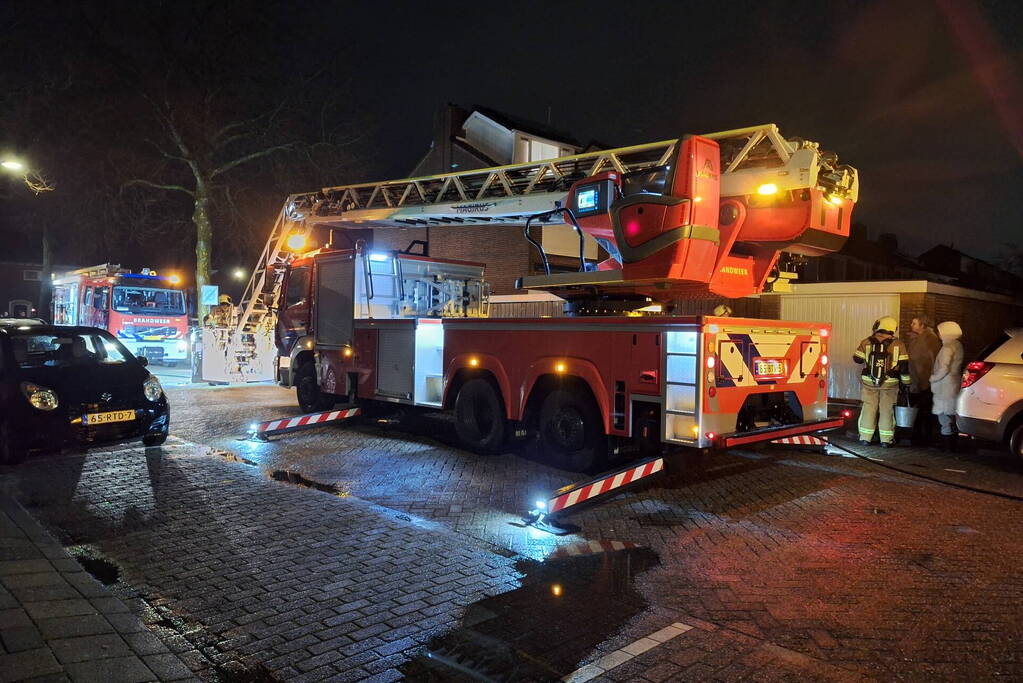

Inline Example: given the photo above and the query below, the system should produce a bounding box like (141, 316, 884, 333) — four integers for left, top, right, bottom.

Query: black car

(0, 324, 169, 464)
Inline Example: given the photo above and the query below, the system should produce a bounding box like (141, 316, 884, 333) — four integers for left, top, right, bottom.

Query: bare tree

(123, 100, 296, 311)
(79, 2, 313, 315)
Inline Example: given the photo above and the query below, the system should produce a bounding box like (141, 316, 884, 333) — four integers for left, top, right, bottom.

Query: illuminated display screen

(576, 188, 598, 211)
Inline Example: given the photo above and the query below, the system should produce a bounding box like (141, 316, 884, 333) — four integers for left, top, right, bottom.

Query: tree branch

(122, 178, 195, 197)
(144, 138, 191, 164)
(211, 143, 295, 179)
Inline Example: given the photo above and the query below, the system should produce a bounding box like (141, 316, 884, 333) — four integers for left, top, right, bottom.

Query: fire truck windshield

(112, 286, 185, 315)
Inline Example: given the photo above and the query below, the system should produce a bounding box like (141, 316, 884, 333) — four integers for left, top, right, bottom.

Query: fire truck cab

(52, 265, 190, 366)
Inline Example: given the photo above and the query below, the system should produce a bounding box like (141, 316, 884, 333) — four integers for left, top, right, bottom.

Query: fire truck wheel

(539, 389, 605, 472)
(295, 363, 335, 413)
(454, 378, 507, 454)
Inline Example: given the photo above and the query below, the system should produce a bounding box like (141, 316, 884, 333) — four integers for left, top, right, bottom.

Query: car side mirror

(138, 356, 149, 367)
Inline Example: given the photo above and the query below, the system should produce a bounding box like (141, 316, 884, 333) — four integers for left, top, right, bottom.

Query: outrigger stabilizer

(248, 406, 361, 441)
(521, 455, 666, 535)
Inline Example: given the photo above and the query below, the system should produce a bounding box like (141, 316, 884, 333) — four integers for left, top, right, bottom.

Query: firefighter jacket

(853, 335, 910, 387)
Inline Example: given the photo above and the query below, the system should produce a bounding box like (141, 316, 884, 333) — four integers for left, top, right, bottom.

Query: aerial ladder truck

(231, 124, 858, 471)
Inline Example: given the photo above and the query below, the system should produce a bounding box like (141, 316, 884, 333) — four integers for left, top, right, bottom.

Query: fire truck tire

(454, 378, 507, 454)
(538, 389, 605, 472)
(295, 363, 335, 413)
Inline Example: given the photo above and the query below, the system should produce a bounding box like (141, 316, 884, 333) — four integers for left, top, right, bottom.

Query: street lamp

(233, 268, 246, 280)
(1, 158, 54, 194)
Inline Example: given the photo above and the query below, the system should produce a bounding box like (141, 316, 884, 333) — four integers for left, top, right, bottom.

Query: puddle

(270, 470, 350, 497)
(67, 545, 121, 585)
(401, 545, 660, 681)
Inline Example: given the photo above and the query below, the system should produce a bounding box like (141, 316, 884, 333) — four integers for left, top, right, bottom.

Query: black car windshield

(112, 286, 185, 315)
(9, 332, 133, 368)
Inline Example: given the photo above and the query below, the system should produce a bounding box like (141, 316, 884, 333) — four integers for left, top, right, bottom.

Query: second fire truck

(240, 124, 858, 471)
(52, 265, 190, 366)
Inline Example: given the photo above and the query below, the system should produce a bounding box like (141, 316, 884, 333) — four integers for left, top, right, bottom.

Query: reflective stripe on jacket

(853, 335, 910, 387)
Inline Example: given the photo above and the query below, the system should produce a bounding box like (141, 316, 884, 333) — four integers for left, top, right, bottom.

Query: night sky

(2, 0, 1021, 276)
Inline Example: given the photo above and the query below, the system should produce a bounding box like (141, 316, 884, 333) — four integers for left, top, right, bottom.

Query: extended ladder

(230, 124, 858, 368)
(234, 206, 314, 340)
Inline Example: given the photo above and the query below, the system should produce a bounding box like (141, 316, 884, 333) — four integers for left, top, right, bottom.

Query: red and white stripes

(770, 434, 826, 447)
(548, 457, 664, 515)
(548, 540, 637, 560)
(252, 407, 360, 437)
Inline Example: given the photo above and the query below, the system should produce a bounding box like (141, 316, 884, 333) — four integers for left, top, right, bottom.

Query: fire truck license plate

(754, 359, 787, 378)
(83, 410, 136, 425)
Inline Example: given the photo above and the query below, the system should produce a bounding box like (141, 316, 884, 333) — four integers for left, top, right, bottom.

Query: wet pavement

(150, 363, 195, 388)
(2, 381, 1022, 681)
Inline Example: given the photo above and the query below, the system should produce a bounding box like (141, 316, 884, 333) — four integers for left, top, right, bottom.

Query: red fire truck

(238, 124, 857, 470)
(52, 265, 190, 366)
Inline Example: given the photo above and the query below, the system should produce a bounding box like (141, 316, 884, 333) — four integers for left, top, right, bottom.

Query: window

(516, 135, 571, 164)
(93, 286, 109, 311)
(527, 139, 559, 162)
(286, 266, 311, 309)
(112, 286, 185, 315)
(23, 270, 41, 281)
(10, 331, 131, 369)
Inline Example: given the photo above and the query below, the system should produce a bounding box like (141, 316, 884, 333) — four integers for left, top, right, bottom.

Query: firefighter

(712, 304, 733, 317)
(204, 294, 235, 328)
(854, 316, 910, 447)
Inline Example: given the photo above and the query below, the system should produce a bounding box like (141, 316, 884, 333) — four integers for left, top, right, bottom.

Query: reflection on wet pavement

(402, 545, 659, 681)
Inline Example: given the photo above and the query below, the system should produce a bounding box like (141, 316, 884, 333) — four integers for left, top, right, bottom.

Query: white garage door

(779, 294, 900, 400)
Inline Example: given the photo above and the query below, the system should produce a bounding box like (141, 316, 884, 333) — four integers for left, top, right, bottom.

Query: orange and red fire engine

(52, 264, 190, 366)
(237, 124, 858, 471)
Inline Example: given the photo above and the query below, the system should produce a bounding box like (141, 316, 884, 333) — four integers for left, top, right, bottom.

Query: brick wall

(898, 292, 926, 338)
(923, 293, 1023, 361)
(759, 295, 781, 320)
(371, 228, 428, 254)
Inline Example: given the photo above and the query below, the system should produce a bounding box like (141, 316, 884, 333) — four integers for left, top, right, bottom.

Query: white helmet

(936, 321, 963, 340)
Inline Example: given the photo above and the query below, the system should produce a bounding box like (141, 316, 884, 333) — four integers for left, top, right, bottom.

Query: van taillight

(961, 361, 993, 388)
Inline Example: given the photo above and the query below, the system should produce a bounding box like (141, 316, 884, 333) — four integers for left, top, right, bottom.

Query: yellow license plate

(83, 410, 136, 425)
(754, 359, 788, 378)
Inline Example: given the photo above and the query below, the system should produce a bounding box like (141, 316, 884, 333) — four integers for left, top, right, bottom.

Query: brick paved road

(3, 382, 1022, 681)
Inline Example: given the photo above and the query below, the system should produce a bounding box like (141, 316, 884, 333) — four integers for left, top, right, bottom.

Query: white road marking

(561, 622, 693, 682)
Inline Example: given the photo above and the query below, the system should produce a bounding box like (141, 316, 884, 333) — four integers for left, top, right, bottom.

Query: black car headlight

(143, 375, 163, 402)
(21, 381, 59, 411)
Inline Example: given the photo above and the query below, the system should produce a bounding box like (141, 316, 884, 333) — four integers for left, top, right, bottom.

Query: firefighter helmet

(713, 304, 733, 317)
(873, 316, 898, 335)
(219, 294, 233, 305)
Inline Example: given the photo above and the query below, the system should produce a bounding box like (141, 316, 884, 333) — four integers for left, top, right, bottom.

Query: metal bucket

(894, 405, 918, 428)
